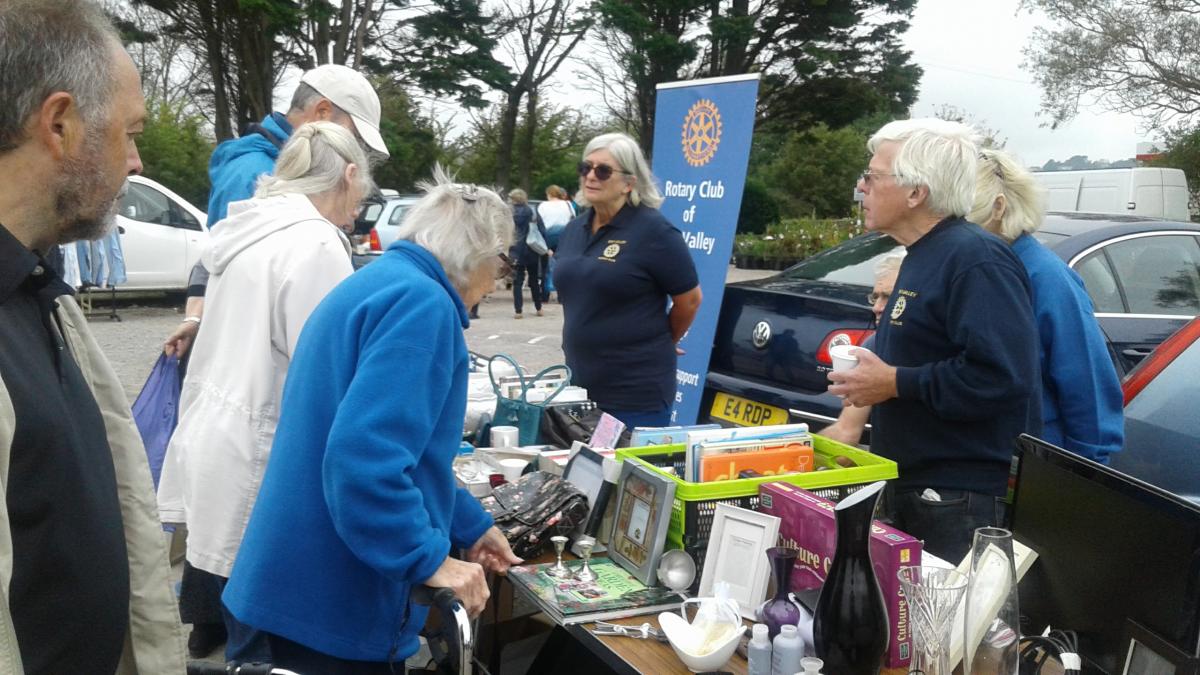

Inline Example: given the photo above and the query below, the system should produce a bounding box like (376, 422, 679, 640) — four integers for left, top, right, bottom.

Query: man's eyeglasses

(859, 170, 895, 186)
(867, 291, 890, 305)
(578, 161, 631, 182)
(495, 252, 513, 279)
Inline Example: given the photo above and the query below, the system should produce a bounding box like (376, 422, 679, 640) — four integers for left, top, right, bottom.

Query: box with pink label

(758, 481, 921, 668)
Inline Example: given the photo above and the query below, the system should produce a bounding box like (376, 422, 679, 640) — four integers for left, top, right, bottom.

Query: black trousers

(512, 262, 542, 314)
(268, 633, 403, 675)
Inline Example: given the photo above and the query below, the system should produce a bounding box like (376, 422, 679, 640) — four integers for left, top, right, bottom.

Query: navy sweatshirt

(872, 217, 1042, 496)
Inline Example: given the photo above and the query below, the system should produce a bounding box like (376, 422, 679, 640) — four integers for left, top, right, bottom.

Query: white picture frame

(699, 503, 781, 620)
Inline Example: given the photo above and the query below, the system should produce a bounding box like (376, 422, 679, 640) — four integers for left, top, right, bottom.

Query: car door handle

(118, 225, 126, 234)
(1122, 347, 1154, 358)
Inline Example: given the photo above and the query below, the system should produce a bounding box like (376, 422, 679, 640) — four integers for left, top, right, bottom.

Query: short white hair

(395, 166, 513, 289)
(255, 121, 372, 200)
(867, 118, 979, 218)
(576, 132, 663, 209)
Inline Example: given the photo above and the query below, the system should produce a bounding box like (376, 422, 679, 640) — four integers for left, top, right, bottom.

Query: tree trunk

(518, 88, 538, 191)
(723, 0, 749, 75)
(234, 9, 276, 131)
(332, 0, 354, 64)
(196, 0, 234, 140)
(496, 86, 524, 191)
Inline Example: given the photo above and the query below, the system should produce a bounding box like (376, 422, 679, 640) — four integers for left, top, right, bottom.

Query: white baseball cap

(299, 64, 390, 158)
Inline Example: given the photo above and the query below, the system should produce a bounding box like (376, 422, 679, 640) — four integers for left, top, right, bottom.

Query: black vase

(813, 480, 889, 675)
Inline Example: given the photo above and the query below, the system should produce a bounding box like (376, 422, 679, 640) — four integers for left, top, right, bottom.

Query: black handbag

(479, 471, 590, 559)
(539, 405, 632, 449)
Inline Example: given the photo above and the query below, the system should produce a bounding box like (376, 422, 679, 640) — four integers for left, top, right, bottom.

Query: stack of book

(682, 423, 814, 482)
(507, 559, 685, 625)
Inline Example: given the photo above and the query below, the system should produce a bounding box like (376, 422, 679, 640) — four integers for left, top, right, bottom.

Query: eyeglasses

(578, 161, 631, 182)
(867, 291, 890, 305)
(859, 170, 895, 186)
(495, 252, 513, 280)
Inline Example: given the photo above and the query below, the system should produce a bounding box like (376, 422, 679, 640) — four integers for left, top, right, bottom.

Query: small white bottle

(747, 623, 772, 675)
(799, 656, 824, 674)
(771, 624, 804, 675)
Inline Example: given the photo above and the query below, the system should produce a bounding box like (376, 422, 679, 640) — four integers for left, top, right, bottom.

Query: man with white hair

(827, 119, 1041, 562)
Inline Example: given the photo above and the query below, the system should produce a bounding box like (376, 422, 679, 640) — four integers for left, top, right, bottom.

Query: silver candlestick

(573, 536, 598, 583)
(546, 536, 570, 578)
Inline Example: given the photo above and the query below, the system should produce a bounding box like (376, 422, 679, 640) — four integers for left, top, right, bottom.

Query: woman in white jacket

(157, 121, 371, 661)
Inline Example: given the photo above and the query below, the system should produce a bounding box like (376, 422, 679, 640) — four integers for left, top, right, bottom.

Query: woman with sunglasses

(553, 132, 703, 428)
(221, 168, 521, 672)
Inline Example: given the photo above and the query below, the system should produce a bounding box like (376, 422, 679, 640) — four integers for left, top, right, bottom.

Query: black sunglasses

(577, 160, 631, 182)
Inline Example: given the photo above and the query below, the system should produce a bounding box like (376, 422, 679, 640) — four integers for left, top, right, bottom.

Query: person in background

(539, 184, 574, 303)
(509, 187, 548, 318)
(970, 148, 1124, 463)
(819, 252, 905, 446)
(827, 119, 1040, 562)
(0, 1, 186, 671)
(223, 170, 520, 673)
(554, 132, 703, 428)
(157, 122, 372, 662)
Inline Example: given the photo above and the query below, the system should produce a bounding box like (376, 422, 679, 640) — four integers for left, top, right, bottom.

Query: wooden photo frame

(699, 503, 781, 620)
(608, 460, 675, 586)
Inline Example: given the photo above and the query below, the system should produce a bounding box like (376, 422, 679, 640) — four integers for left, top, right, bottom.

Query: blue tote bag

(131, 353, 181, 489)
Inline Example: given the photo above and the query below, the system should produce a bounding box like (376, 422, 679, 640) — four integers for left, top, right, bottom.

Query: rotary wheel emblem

(681, 99, 722, 167)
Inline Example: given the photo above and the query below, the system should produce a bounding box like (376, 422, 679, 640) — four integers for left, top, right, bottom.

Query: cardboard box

(758, 482, 921, 668)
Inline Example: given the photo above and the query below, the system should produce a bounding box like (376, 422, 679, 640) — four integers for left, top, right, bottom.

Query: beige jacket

(0, 295, 186, 673)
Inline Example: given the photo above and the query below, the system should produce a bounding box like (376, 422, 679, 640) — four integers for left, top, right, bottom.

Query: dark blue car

(702, 213, 1200, 435)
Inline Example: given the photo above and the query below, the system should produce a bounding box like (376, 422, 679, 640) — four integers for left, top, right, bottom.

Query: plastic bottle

(799, 656, 824, 674)
(771, 624, 803, 675)
(747, 623, 772, 675)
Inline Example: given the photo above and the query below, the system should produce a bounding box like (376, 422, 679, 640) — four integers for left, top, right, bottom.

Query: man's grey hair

(0, 0, 121, 153)
(874, 251, 906, 280)
(396, 166, 514, 290)
(867, 119, 979, 218)
(255, 122, 373, 202)
(577, 132, 663, 209)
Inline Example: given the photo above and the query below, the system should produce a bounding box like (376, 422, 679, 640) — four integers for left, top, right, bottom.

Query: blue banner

(652, 74, 760, 425)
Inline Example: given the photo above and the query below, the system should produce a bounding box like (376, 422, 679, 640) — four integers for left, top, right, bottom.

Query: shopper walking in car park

(157, 122, 372, 663)
(0, 1, 187, 671)
(970, 148, 1124, 464)
(827, 119, 1041, 563)
(510, 188, 548, 318)
(554, 132, 703, 428)
(538, 184, 575, 303)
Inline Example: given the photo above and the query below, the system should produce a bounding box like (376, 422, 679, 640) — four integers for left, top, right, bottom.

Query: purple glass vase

(757, 546, 803, 639)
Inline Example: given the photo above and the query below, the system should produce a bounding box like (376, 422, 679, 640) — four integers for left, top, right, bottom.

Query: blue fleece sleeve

(895, 262, 1039, 420)
(321, 304, 457, 587)
(1036, 266, 1125, 462)
(207, 153, 275, 224)
(449, 487, 492, 550)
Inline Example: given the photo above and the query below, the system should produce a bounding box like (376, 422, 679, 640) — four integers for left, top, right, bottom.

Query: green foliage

(759, 124, 868, 219)
(370, 81, 442, 192)
(1153, 127, 1200, 219)
(736, 178, 780, 235)
(135, 100, 213, 208)
(734, 217, 863, 260)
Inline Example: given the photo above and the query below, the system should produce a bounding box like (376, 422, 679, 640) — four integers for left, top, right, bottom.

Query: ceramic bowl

(658, 611, 745, 673)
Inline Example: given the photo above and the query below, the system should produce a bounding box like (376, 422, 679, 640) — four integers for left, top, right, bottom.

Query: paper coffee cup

(830, 344, 865, 372)
(491, 425, 519, 448)
(498, 458, 528, 482)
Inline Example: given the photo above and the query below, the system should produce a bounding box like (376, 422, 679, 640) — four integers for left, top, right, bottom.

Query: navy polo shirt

(554, 203, 698, 410)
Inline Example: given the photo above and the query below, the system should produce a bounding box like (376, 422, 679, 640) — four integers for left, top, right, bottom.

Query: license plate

(710, 392, 789, 426)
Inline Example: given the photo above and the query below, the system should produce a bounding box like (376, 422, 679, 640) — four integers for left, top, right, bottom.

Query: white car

(116, 175, 209, 291)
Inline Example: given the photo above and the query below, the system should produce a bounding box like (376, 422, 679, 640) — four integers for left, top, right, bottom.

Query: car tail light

(1122, 318, 1200, 405)
(815, 329, 875, 365)
(369, 228, 382, 252)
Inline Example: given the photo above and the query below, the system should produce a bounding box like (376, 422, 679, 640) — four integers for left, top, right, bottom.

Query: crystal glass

(897, 565, 969, 675)
(963, 527, 1020, 674)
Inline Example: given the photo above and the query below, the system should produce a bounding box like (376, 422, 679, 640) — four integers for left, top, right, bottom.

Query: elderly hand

(466, 526, 523, 575)
(827, 348, 898, 408)
(163, 320, 199, 357)
(424, 557, 490, 617)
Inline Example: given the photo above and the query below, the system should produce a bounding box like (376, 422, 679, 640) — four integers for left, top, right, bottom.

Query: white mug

(498, 458, 528, 482)
(491, 426, 519, 448)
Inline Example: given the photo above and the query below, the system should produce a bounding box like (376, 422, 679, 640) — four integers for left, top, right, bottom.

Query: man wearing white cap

(162, 64, 387, 660)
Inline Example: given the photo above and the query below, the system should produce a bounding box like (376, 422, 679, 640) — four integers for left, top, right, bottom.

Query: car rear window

(782, 233, 903, 285)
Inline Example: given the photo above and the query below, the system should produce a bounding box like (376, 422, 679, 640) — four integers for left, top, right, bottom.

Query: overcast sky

(904, 0, 1153, 167)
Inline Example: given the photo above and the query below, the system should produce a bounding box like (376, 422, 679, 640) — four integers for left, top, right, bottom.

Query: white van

(1033, 167, 1190, 221)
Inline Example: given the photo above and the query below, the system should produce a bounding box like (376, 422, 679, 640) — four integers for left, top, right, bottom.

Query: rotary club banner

(651, 73, 760, 424)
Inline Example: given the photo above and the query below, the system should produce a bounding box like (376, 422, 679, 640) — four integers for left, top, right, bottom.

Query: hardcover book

(507, 559, 685, 625)
(758, 482, 922, 669)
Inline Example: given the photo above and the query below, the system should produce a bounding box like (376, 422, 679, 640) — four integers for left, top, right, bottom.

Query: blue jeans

(602, 405, 673, 430)
(215, 575, 271, 663)
(882, 485, 1006, 563)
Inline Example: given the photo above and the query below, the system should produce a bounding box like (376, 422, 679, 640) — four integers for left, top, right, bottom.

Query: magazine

(683, 423, 811, 481)
(507, 559, 685, 625)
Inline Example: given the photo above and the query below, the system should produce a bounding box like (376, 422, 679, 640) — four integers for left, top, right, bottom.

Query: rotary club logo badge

(603, 243, 621, 258)
(890, 296, 907, 320)
(681, 99, 722, 167)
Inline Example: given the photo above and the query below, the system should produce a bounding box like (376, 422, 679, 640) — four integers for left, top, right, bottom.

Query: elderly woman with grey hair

(553, 132, 703, 428)
(158, 120, 371, 661)
(222, 168, 521, 672)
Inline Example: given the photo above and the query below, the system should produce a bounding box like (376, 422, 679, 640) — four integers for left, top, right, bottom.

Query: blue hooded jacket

(206, 113, 293, 225)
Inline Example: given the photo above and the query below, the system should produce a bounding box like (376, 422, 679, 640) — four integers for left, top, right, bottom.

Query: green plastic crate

(614, 435, 897, 582)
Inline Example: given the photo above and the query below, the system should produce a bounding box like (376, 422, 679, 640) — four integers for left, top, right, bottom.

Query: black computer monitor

(1012, 434, 1200, 673)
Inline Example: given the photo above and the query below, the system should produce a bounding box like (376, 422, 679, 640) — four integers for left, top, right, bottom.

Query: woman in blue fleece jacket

(223, 170, 521, 672)
(970, 148, 1124, 463)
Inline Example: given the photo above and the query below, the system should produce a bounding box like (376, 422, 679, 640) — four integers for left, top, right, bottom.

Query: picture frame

(563, 445, 613, 550)
(608, 460, 675, 586)
(699, 503, 782, 620)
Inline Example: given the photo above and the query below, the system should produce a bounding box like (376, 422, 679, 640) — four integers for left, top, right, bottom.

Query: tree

(1153, 126, 1200, 217)
(933, 104, 1007, 148)
(369, 80, 443, 191)
(135, 100, 215, 207)
(1022, 0, 1200, 131)
(760, 123, 867, 218)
